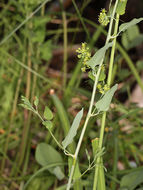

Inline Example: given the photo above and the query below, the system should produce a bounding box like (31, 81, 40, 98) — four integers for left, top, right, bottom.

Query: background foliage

(0, 0, 143, 189)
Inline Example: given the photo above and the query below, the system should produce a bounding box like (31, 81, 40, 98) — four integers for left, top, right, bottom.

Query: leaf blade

(116, 0, 128, 15)
(96, 84, 118, 112)
(35, 143, 64, 180)
(86, 42, 113, 70)
(44, 106, 53, 120)
(119, 18, 143, 34)
(62, 108, 84, 149)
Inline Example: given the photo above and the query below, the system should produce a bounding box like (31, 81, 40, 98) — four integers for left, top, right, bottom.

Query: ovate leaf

(119, 18, 143, 34)
(121, 25, 141, 50)
(42, 121, 53, 130)
(20, 95, 35, 112)
(44, 106, 53, 120)
(62, 108, 84, 149)
(116, 0, 128, 15)
(96, 84, 118, 112)
(35, 143, 64, 180)
(120, 169, 143, 190)
(52, 166, 65, 180)
(86, 42, 113, 70)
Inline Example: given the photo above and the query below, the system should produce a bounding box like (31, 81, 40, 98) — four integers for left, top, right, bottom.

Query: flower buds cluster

(98, 8, 109, 26)
(76, 43, 91, 72)
(97, 83, 110, 94)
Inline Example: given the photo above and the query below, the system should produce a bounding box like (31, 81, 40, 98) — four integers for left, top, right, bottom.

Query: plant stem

(93, 12, 120, 190)
(66, 1, 119, 189)
(111, 127, 118, 190)
(107, 13, 120, 86)
(61, 0, 68, 89)
(18, 42, 32, 169)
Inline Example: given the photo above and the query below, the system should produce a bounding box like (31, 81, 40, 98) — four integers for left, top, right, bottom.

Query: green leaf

(44, 106, 53, 120)
(86, 42, 113, 70)
(35, 143, 64, 180)
(33, 16, 51, 28)
(19, 104, 33, 112)
(52, 166, 65, 180)
(42, 121, 53, 130)
(34, 96, 39, 107)
(88, 71, 95, 81)
(121, 25, 143, 50)
(116, 0, 128, 15)
(95, 84, 118, 112)
(120, 169, 143, 190)
(40, 40, 52, 61)
(20, 96, 35, 112)
(32, 29, 46, 43)
(119, 18, 143, 34)
(26, 176, 55, 190)
(23, 164, 64, 190)
(137, 60, 143, 71)
(62, 108, 84, 149)
(125, 25, 140, 41)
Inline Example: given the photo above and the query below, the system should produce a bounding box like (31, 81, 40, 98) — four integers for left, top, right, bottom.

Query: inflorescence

(98, 8, 109, 26)
(76, 42, 91, 72)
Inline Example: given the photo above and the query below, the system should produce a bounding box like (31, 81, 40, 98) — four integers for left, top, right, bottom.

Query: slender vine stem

(93, 12, 120, 190)
(66, 1, 119, 189)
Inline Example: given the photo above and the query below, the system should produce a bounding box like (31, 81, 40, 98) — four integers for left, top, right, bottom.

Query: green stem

(107, 13, 120, 86)
(18, 42, 32, 169)
(61, 1, 68, 89)
(93, 13, 120, 190)
(111, 128, 118, 190)
(36, 111, 66, 151)
(66, 2, 119, 188)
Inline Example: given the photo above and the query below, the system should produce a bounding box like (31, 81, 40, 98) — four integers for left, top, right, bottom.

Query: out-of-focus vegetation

(1, 0, 143, 189)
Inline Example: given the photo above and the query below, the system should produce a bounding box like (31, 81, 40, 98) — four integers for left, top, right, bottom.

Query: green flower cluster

(97, 83, 110, 94)
(98, 8, 109, 26)
(76, 43, 91, 72)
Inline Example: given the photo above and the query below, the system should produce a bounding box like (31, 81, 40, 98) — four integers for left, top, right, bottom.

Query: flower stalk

(66, 1, 119, 189)
(93, 11, 120, 190)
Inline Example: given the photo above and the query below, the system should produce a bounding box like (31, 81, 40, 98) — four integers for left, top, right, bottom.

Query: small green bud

(81, 67, 86, 72)
(103, 84, 110, 92)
